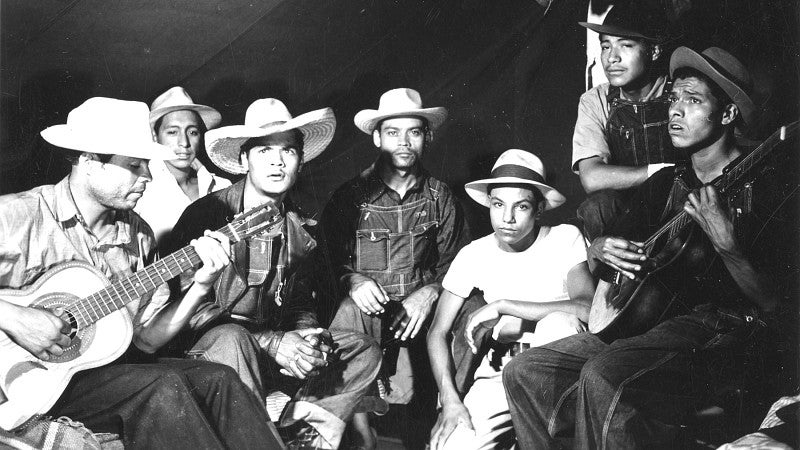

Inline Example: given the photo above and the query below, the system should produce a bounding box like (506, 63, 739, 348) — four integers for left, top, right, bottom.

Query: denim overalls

(605, 83, 680, 166)
(354, 178, 442, 301)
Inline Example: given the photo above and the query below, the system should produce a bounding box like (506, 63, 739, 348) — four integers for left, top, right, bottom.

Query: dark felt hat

(670, 46, 756, 128)
(579, 3, 667, 42)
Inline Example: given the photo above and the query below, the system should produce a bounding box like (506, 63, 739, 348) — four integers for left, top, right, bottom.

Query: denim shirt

(321, 163, 469, 300)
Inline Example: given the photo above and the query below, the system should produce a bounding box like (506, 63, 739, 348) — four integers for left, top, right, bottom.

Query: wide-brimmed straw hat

(670, 46, 756, 128)
(579, 3, 667, 42)
(41, 97, 175, 160)
(354, 88, 448, 134)
(205, 98, 336, 174)
(149, 86, 222, 132)
(465, 149, 565, 210)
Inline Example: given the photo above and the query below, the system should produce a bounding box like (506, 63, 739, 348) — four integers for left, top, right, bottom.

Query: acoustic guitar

(589, 121, 799, 342)
(0, 202, 280, 431)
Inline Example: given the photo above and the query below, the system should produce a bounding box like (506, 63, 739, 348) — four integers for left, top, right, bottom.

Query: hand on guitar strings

(4, 303, 71, 361)
(190, 230, 232, 288)
(276, 328, 330, 379)
(588, 236, 648, 280)
(683, 186, 737, 254)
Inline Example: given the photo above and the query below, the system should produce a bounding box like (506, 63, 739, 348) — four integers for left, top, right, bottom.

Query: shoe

(280, 420, 326, 450)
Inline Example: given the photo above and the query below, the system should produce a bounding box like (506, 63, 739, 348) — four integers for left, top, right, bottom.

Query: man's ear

(721, 103, 740, 126)
(650, 44, 662, 62)
(425, 128, 434, 145)
(372, 129, 382, 148)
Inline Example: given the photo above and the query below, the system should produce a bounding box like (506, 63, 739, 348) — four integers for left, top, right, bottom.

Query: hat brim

(41, 125, 176, 161)
(465, 177, 566, 210)
(578, 22, 659, 41)
(149, 104, 222, 131)
(670, 47, 756, 127)
(354, 107, 447, 134)
(205, 107, 336, 174)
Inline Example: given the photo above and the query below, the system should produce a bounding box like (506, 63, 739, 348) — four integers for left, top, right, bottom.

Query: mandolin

(589, 121, 799, 342)
(0, 202, 280, 431)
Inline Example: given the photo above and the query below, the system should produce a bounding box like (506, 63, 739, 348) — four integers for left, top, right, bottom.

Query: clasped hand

(275, 328, 333, 379)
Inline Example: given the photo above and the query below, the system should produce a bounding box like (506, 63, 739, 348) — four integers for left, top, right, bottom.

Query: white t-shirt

(442, 224, 587, 343)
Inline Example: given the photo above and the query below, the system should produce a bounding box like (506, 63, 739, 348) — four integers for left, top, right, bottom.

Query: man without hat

(504, 47, 789, 448)
(165, 98, 382, 450)
(135, 86, 231, 248)
(426, 150, 596, 449)
(0, 98, 282, 448)
(322, 88, 470, 447)
(574, 3, 681, 241)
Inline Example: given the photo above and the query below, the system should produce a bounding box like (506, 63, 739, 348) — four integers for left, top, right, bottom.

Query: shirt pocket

(409, 221, 439, 271)
(356, 229, 391, 271)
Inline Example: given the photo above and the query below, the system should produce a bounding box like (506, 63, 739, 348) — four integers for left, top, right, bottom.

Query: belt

(509, 342, 532, 357)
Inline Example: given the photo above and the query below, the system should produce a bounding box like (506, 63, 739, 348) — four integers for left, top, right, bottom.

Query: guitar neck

(645, 121, 798, 250)
(68, 202, 279, 328)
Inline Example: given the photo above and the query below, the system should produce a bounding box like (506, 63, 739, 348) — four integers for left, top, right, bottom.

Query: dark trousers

(576, 189, 631, 242)
(503, 311, 758, 450)
(49, 358, 283, 449)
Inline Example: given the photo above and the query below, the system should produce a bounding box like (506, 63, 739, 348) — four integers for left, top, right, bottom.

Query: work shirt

(0, 176, 165, 331)
(322, 163, 469, 300)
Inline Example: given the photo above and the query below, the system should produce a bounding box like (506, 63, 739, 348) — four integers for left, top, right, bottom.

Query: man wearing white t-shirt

(426, 150, 596, 450)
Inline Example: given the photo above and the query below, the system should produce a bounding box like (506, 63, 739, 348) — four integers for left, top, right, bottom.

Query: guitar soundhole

(63, 309, 78, 339)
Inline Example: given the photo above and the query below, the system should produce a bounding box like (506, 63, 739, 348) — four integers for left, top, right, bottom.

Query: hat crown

(377, 88, 425, 112)
(244, 98, 293, 128)
(587, 3, 666, 42)
(150, 86, 195, 111)
(68, 97, 153, 145)
(701, 47, 753, 92)
(492, 149, 547, 181)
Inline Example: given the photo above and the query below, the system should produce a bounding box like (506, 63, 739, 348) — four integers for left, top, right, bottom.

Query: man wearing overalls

(323, 88, 469, 448)
(572, 4, 681, 240)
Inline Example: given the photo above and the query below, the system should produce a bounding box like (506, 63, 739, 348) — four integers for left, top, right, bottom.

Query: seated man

(573, 4, 679, 240)
(165, 98, 382, 450)
(426, 150, 595, 450)
(504, 47, 786, 449)
(0, 97, 282, 449)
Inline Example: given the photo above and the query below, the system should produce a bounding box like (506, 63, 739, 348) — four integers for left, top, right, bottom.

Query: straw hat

(41, 97, 175, 160)
(465, 149, 565, 210)
(205, 98, 336, 174)
(149, 86, 221, 132)
(354, 88, 447, 134)
(670, 46, 756, 128)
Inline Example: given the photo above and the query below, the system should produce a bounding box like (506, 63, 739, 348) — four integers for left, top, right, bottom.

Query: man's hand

(588, 236, 648, 280)
(4, 304, 71, 360)
(191, 230, 231, 289)
(429, 402, 474, 450)
(275, 328, 329, 379)
(389, 284, 438, 341)
(684, 186, 738, 254)
(464, 302, 501, 353)
(348, 273, 389, 315)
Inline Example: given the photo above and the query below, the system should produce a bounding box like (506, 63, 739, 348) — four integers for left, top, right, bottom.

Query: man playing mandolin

(503, 47, 789, 448)
(0, 98, 283, 448)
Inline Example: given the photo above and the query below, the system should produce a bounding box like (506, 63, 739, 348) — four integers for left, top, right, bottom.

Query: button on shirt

(135, 159, 231, 248)
(0, 176, 167, 329)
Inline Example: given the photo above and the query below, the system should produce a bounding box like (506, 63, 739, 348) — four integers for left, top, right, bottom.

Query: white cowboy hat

(354, 88, 448, 134)
(41, 97, 175, 160)
(205, 98, 336, 174)
(465, 149, 566, 210)
(149, 86, 222, 132)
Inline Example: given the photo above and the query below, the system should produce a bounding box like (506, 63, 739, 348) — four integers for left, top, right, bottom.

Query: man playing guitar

(0, 98, 283, 448)
(503, 47, 791, 449)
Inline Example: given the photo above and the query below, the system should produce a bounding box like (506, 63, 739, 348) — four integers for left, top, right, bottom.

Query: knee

(502, 350, 544, 391)
(579, 356, 617, 394)
(193, 324, 259, 362)
(336, 331, 382, 371)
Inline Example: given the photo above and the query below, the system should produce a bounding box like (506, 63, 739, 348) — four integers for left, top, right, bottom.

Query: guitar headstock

(227, 202, 281, 242)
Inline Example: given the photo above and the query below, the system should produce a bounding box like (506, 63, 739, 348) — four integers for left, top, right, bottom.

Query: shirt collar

(362, 161, 430, 203)
(53, 176, 133, 248)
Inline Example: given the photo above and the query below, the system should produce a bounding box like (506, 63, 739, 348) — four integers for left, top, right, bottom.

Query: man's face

(156, 110, 203, 171)
(88, 155, 152, 210)
(667, 76, 728, 151)
(372, 116, 427, 170)
(600, 35, 652, 88)
(488, 185, 542, 252)
(241, 130, 303, 201)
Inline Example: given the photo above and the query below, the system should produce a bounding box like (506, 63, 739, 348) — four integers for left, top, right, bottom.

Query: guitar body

(589, 226, 703, 342)
(0, 261, 132, 430)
